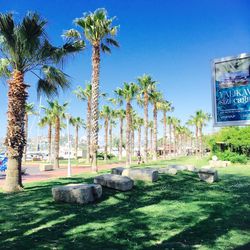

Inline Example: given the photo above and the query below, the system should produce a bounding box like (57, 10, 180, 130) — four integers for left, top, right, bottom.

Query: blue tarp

(0, 154, 7, 172)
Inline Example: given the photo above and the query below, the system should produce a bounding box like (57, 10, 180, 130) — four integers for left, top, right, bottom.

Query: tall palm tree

(109, 110, 117, 155)
(135, 116, 144, 154)
(69, 117, 84, 160)
(137, 74, 156, 162)
(116, 109, 126, 161)
(39, 107, 54, 163)
(0, 12, 84, 192)
(100, 105, 112, 161)
(46, 100, 68, 169)
(188, 110, 211, 156)
(148, 120, 154, 156)
(159, 101, 173, 159)
(166, 116, 173, 154)
(73, 84, 92, 163)
(69, 8, 119, 171)
(149, 90, 163, 160)
(24, 103, 37, 162)
(171, 117, 181, 156)
(115, 82, 138, 167)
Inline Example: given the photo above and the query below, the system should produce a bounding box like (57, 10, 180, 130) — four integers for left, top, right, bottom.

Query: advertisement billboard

(212, 53, 250, 126)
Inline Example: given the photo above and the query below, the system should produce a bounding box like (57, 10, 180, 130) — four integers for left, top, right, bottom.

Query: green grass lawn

(1, 157, 250, 249)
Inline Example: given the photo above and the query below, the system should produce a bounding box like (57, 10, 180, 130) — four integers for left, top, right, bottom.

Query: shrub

(217, 150, 248, 164)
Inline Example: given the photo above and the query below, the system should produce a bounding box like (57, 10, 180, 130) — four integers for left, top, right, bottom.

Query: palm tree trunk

(119, 117, 123, 161)
(153, 103, 158, 160)
(86, 97, 91, 163)
(104, 118, 108, 161)
(173, 126, 177, 156)
(150, 127, 153, 155)
(109, 122, 112, 155)
(131, 129, 135, 158)
(23, 113, 28, 162)
(138, 126, 141, 153)
(163, 112, 167, 159)
(48, 123, 52, 162)
(169, 123, 172, 155)
(126, 102, 131, 167)
(200, 126, 203, 156)
(90, 44, 100, 172)
(144, 94, 149, 162)
(75, 126, 78, 160)
(4, 70, 27, 192)
(54, 116, 60, 169)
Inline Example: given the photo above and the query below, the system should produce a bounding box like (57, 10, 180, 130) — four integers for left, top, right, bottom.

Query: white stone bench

(111, 167, 126, 175)
(52, 183, 102, 204)
(39, 164, 53, 171)
(122, 169, 158, 182)
(145, 167, 177, 175)
(94, 174, 133, 191)
(198, 167, 219, 183)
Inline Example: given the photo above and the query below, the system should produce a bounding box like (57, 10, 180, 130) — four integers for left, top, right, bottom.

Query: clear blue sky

(0, 0, 250, 139)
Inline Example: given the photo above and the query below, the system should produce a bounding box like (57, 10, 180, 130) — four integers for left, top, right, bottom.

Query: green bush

(217, 150, 248, 164)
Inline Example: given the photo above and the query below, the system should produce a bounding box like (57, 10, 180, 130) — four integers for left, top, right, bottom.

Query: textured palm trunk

(54, 116, 60, 169)
(23, 113, 28, 162)
(144, 94, 149, 162)
(119, 117, 123, 161)
(4, 70, 27, 192)
(131, 129, 135, 159)
(153, 103, 158, 161)
(86, 97, 91, 163)
(109, 122, 112, 155)
(163, 112, 167, 159)
(138, 126, 141, 153)
(90, 44, 100, 172)
(104, 118, 108, 161)
(126, 102, 131, 167)
(150, 127, 153, 154)
(48, 123, 52, 162)
(169, 123, 172, 155)
(75, 126, 79, 160)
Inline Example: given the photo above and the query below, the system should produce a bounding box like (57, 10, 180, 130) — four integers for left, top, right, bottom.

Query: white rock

(122, 168, 158, 182)
(39, 164, 53, 171)
(198, 167, 219, 183)
(111, 167, 126, 175)
(52, 183, 102, 204)
(94, 174, 133, 191)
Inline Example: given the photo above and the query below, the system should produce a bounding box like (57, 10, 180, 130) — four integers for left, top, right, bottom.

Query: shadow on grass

(0, 171, 249, 249)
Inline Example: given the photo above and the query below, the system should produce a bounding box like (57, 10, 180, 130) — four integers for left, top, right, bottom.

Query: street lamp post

(66, 113, 71, 177)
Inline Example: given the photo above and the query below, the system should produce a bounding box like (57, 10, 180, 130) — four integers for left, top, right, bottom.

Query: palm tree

(166, 116, 173, 154)
(137, 74, 156, 162)
(0, 12, 84, 192)
(115, 82, 138, 167)
(148, 120, 154, 156)
(73, 84, 92, 163)
(149, 90, 163, 160)
(158, 101, 173, 159)
(39, 108, 54, 163)
(188, 110, 211, 156)
(70, 8, 119, 171)
(100, 105, 112, 161)
(109, 110, 117, 155)
(135, 116, 144, 154)
(46, 100, 68, 169)
(24, 103, 37, 162)
(69, 117, 84, 160)
(171, 117, 181, 156)
(116, 109, 126, 161)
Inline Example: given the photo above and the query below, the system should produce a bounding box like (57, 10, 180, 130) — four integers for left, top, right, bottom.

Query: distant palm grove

(0, 9, 212, 192)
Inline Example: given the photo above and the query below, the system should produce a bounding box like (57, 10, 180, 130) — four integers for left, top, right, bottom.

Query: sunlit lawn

(1, 157, 250, 249)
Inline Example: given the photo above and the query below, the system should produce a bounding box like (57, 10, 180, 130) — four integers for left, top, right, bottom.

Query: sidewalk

(0, 163, 125, 187)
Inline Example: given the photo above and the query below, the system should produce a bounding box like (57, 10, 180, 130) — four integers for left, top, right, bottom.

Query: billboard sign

(212, 53, 250, 126)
